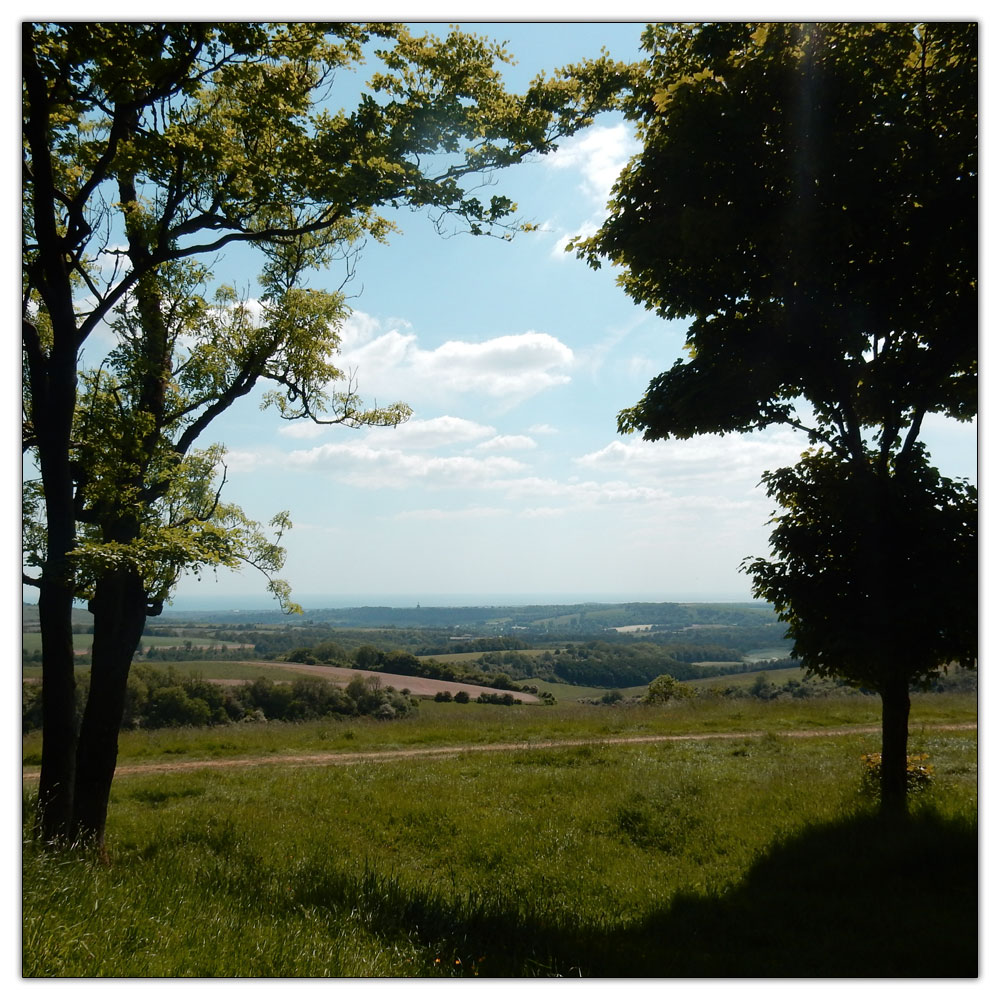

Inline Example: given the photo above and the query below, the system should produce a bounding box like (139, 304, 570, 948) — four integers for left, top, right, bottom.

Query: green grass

(21, 689, 976, 770)
(742, 646, 794, 661)
(22, 659, 318, 682)
(521, 677, 648, 700)
(21, 633, 247, 654)
(22, 707, 977, 976)
(686, 665, 808, 688)
(417, 648, 550, 664)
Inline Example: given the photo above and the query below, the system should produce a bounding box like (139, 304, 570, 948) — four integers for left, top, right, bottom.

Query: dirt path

(21, 722, 976, 782)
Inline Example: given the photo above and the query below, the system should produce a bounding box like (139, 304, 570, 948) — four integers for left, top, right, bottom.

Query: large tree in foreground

(23, 21, 622, 844)
(572, 22, 977, 813)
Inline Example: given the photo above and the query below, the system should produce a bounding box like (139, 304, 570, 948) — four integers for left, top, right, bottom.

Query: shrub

(644, 674, 693, 704)
(19, 665, 419, 732)
(144, 686, 213, 728)
(453, 690, 470, 704)
(860, 752, 934, 797)
(477, 692, 518, 706)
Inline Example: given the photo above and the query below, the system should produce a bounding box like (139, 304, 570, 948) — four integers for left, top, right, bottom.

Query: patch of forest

(144, 600, 778, 631)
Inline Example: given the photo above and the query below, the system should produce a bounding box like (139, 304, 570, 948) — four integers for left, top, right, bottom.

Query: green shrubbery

(643, 674, 694, 704)
(21, 665, 416, 732)
(860, 752, 935, 797)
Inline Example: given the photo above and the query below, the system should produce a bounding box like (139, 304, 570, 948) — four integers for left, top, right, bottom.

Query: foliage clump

(860, 753, 934, 798)
(22, 666, 415, 731)
(644, 674, 693, 704)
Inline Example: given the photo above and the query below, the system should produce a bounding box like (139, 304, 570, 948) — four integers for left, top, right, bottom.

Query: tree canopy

(22, 20, 624, 843)
(572, 21, 977, 812)
(574, 22, 975, 451)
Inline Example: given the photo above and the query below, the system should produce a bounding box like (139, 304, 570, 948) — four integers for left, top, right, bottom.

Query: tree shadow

(310, 808, 977, 977)
(602, 808, 978, 977)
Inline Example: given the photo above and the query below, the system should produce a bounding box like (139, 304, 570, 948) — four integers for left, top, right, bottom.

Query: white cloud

(412, 332, 573, 398)
(543, 123, 640, 260)
(390, 416, 496, 450)
(393, 506, 510, 521)
(277, 422, 329, 440)
(286, 440, 527, 489)
(219, 449, 270, 473)
(575, 430, 806, 488)
(475, 434, 537, 452)
(337, 309, 397, 352)
(549, 221, 598, 261)
(280, 414, 496, 450)
(334, 313, 574, 408)
(544, 123, 638, 204)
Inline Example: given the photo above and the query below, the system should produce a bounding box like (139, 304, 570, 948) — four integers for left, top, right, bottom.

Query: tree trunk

(34, 572, 78, 842)
(26, 320, 81, 843)
(71, 568, 148, 848)
(879, 673, 911, 818)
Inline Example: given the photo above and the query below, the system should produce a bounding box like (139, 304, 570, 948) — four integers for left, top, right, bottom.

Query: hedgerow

(21, 665, 415, 732)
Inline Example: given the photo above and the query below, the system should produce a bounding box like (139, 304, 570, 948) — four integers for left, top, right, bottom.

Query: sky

(164, 19, 978, 609)
(15, 16, 982, 611)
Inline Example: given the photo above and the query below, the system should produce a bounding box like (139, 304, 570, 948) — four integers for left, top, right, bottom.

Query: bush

(453, 690, 470, 704)
(19, 665, 418, 733)
(144, 686, 213, 728)
(644, 674, 693, 704)
(476, 692, 519, 706)
(860, 753, 934, 797)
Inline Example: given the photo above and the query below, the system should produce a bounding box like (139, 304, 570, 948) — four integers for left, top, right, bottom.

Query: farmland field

(21, 632, 249, 654)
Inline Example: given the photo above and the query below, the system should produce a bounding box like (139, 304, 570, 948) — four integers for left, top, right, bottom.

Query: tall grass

(20, 689, 978, 770)
(23, 710, 977, 977)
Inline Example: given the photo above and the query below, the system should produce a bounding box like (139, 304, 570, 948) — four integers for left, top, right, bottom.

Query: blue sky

(15, 16, 980, 610)
(159, 20, 978, 608)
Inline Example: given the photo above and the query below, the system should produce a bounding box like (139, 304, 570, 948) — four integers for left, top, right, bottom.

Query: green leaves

(590, 23, 978, 715)
(580, 22, 977, 449)
(743, 448, 977, 691)
(61, 244, 412, 614)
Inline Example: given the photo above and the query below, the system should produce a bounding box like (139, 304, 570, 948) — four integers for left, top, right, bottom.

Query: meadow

(23, 691, 977, 977)
(21, 633, 249, 655)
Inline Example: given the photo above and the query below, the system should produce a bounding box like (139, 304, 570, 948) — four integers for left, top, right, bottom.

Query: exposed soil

(21, 723, 976, 782)
(210, 661, 540, 703)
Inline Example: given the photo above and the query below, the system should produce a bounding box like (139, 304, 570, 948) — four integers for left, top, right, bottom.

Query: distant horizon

(27, 590, 764, 614)
(152, 590, 761, 612)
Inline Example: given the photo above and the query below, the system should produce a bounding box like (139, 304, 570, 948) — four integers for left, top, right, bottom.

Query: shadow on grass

(298, 808, 977, 977)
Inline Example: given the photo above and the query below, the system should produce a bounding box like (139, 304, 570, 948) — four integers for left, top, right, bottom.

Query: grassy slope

(23, 688, 975, 768)
(22, 699, 977, 976)
(22, 633, 248, 654)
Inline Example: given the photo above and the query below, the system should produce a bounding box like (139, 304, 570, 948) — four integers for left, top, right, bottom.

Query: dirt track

(21, 722, 976, 782)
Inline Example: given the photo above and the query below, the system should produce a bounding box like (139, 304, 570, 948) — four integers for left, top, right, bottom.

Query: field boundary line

(21, 722, 976, 782)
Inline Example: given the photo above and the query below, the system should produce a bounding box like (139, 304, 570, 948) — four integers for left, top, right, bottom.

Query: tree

(572, 22, 977, 813)
(644, 673, 691, 704)
(744, 449, 976, 794)
(23, 21, 622, 844)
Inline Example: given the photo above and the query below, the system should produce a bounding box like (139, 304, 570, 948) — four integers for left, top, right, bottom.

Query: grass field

(23, 691, 977, 977)
(21, 633, 248, 654)
(417, 649, 550, 664)
(20, 659, 314, 682)
(686, 665, 807, 689)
